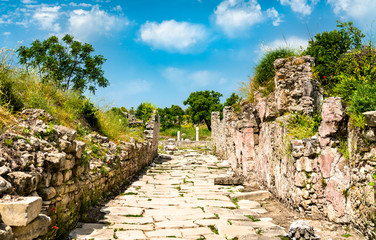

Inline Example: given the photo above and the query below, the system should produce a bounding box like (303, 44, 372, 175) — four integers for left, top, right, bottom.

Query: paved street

(70, 150, 286, 240)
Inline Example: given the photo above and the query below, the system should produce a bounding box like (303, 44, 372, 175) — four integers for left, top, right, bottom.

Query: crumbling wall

(0, 109, 160, 239)
(211, 56, 375, 238)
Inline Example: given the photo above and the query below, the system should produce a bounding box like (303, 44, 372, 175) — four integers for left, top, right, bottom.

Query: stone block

(54, 125, 76, 141)
(12, 214, 51, 240)
(0, 223, 13, 240)
(51, 172, 63, 186)
(295, 172, 307, 187)
(7, 172, 39, 195)
(230, 191, 271, 201)
(0, 196, 42, 226)
(75, 140, 86, 159)
(46, 152, 66, 170)
(0, 176, 12, 194)
(38, 187, 56, 200)
(363, 111, 376, 127)
(214, 176, 244, 185)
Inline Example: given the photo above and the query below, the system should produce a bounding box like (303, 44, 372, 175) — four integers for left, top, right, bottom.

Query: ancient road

(69, 150, 287, 240)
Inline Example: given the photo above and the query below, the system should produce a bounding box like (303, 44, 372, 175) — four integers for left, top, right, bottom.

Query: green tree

(183, 90, 223, 130)
(158, 105, 185, 129)
(17, 34, 109, 94)
(135, 101, 156, 123)
(305, 21, 364, 92)
(224, 93, 242, 112)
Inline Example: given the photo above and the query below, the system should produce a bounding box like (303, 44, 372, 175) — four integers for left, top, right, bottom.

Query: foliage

(224, 93, 242, 113)
(305, 21, 365, 93)
(159, 124, 211, 141)
(158, 104, 185, 130)
(0, 49, 142, 142)
(183, 90, 223, 130)
(253, 47, 297, 97)
(135, 101, 156, 124)
(17, 34, 109, 95)
(287, 112, 321, 139)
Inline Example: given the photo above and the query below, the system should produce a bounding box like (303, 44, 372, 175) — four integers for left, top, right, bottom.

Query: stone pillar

(177, 131, 181, 141)
(196, 127, 199, 141)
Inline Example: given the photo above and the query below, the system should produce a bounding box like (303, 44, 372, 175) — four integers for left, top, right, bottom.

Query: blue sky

(1, 0, 376, 109)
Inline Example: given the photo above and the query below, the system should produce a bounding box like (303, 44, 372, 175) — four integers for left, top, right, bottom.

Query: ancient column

(177, 131, 181, 141)
(196, 126, 199, 141)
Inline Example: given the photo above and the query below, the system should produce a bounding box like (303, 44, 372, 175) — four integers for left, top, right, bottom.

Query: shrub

(249, 48, 297, 100)
(305, 21, 365, 93)
(287, 112, 321, 139)
(135, 101, 156, 124)
(79, 99, 98, 129)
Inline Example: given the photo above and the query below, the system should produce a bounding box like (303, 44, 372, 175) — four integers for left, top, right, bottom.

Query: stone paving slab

(69, 150, 288, 240)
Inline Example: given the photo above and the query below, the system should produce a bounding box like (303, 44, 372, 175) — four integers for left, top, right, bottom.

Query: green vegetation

(244, 215, 261, 222)
(158, 104, 185, 129)
(224, 93, 242, 113)
(135, 101, 157, 123)
(159, 124, 211, 141)
(239, 47, 297, 102)
(0, 47, 142, 141)
(208, 225, 219, 234)
(287, 113, 321, 139)
(183, 90, 223, 130)
(17, 34, 108, 95)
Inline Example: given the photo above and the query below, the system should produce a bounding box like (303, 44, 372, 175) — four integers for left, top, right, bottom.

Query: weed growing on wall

(287, 112, 321, 139)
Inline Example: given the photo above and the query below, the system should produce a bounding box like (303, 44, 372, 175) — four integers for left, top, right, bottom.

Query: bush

(251, 48, 297, 99)
(79, 99, 98, 129)
(287, 113, 321, 139)
(305, 21, 364, 93)
(135, 101, 156, 124)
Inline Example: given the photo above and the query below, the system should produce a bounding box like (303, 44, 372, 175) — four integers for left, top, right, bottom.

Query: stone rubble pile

(286, 220, 320, 240)
(0, 109, 160, 239)
(0, 196, 51, 240)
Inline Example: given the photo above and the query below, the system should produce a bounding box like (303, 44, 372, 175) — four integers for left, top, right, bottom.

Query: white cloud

(114, 5, 122, 12)
(260, 36, 308, 53)
(21, 0, 37, 4)
(33, 5, 61, 32)
(69, 2, 92, 8)
(140, 20, 208, 53)
(327, 0, 376, 22)
(266, 7, 282, 26)
(3, 32, 11, 36)
(214, 0, 264, 37)
(278, 0, 318, 16)
(68, 5, 129, 40)
(124, 80, 152, 95)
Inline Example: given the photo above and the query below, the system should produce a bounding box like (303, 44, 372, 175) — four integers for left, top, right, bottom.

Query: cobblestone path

(69, 151, 288, 240)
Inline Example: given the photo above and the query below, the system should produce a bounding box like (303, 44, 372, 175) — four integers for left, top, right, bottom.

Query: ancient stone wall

(211, 56, 375, 238)
(0, 109, 160, 239)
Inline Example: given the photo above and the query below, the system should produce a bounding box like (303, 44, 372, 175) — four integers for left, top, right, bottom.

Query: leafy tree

(17, 34, 109, 94)
(128, 107, 135, 115)
(224, 93, 242, 112)
(135, 101, 156, 123)
(158, 105, 185, 129)
(183, 90, 223, 130)
(305, 21, 364, 92)
(120, 106, 128, 112)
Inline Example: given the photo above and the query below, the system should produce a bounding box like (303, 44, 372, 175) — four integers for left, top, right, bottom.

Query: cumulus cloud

(33, 5, 61, 32)
(140, 20, 208, 53)
(266, 7, 282, 26)
(260, 36, 308, 53)
(327, 0, 376, 22)
(214, 0, 264, 37)
(69, 2, 92, 8)
(68, 5, 129, 40)
(3, 32, 11, 36)
(21, 0, 37, 4)
(278, 0, 317, 16)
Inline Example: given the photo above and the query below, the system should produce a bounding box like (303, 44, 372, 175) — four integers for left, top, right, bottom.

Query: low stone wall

(211, 56, 375, 238)
(160, 140, 210, 148)
(0, 109, 160, 239)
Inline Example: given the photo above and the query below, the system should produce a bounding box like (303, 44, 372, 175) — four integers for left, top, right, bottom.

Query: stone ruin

(0, 109, 160, 239)
(211, 56, 376, 238)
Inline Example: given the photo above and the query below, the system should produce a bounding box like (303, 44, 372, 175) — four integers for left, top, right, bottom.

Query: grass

(244, 215, 261, 222)
(0, 48, 143, 142)
(208, 225, 219, 235)
(287, 113, 321, 140)
(159, 124, 211, 141)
